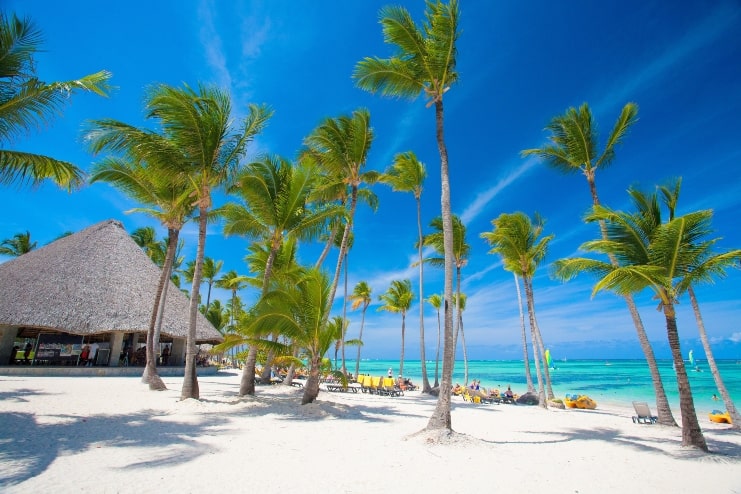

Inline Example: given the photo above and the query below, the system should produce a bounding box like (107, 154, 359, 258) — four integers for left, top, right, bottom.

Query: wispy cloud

(594, 4, 740, 114)
(459, 156, 539, 224)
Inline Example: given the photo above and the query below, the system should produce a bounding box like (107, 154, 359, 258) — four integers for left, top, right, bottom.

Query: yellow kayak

(709, 411, 732, 424)
(575, 395, 597, 410)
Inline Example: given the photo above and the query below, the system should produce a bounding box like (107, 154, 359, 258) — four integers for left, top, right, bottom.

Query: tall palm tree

(216, 269, 250, 368)
(303, 109, 377, 332)
(0, 231, 36, 256)
(553, 194, 711, 450)
(421, 215, 470, 382)
(481, 212, 554, 408)
(427, 294, 443, 387)
(86, 109, 197, 391)
(220, 155, 342, 395)
(378, 279, 414, 378)
(354, 0, 460, 432)
(145, 83, 271, 400)
(245, 267, 338, 404)
(1, 12, 111, 189)
(349, 281, 372, 379)
(380, 151, 431, 392)
(657, 179, 741, 428)
(522, 102, 676, 426)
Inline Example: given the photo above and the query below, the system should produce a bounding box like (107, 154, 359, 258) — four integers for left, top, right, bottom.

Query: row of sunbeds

(355, 375, 405, 397)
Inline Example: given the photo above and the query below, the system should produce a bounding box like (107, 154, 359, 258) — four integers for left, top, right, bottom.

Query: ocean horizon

(343, 358, 741, 416)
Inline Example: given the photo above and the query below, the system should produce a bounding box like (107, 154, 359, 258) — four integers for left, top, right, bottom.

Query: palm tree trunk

(532, 318, 554, 400)
(314, 222, 339, 269)
(688, 286, 740, 428)
(325, 188, 357, 330)
(434, 306, 441, 388)
(416, 196, 431, 392)
(399, 313, 406, 378)
(354, 304, 368, 380)
(142, 228, 179, 391)
(427, 99, 454, 431)
(181, 208, 207, 400)
(524, 276, 546, 408)
(459, 310, 469, 386)
(302, 354, 322, 405)
(514, 273, 535, 392)
(663, 302, 707, 451)
(341, 252, 348, 375)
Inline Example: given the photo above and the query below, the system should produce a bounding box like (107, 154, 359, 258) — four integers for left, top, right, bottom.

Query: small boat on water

(709, 410, 732, 424)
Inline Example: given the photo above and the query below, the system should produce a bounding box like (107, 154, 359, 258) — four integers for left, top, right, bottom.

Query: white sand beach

(1, 371, 739, 493)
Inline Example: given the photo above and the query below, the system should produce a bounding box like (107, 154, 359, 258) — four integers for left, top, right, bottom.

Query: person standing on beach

(388, 368, 393, 378)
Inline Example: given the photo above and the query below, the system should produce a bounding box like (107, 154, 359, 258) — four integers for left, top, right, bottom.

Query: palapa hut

(0, 219, 223, 367)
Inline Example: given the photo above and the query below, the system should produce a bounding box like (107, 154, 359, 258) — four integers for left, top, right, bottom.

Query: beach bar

(0, 220, 223, 374)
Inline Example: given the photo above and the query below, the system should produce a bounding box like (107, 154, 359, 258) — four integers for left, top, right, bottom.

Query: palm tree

(220, 155, 342, 395)
(245, 268, 338, 404)
(349, 281, 373, 379)
(378, 279, 414, 378)
(131, 227, 158, 261)
(521, 102, 676, 426)
(657, 179, 741, 428)
(380, 151, 431, 392)
(481, 212, 554, 408)
(421, 215, 470, 383)
(1, 12, 111, 189)
(86, 107, 198, 391)
(145, 83, 271, 400)
(303, 109, 377, 332)
(553, 194, 711, 450)
(200, 257, 223, 312)
(427, 294, 443, 387)
(354, 0, 460, 432)
(216, 269, 250, 367)
(0, 231, 36, 256)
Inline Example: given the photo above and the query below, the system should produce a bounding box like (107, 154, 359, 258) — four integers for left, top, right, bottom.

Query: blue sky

(4, 1, 741, 360)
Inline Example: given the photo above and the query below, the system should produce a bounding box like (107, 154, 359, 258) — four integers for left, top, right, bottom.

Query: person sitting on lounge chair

(505, 386, 514, 399)
(452, 383, 463, 395)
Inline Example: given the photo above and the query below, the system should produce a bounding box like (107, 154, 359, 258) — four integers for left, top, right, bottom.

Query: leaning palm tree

(1, 12, 111, 189)
(0, 231, 36, 256)
(421, 215, 470, 382)
(657, 179, 741, 429)
(427, 294, 443, 387)
(86, 112, 197, 391)
(220, 155, 342, 395)
(145, 83, 272, 400)
(349, 280, 373, 379)
(481, 212, 554, 408)
(354, 0, 460, 432)
(378, 279, 414, 378)
(380, 151, 431, 392)
(522, 102, 676, 426)
(553, 195, 711, 450)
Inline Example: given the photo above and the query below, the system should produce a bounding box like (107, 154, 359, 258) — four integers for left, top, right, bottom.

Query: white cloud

(460, 156, 539, 225)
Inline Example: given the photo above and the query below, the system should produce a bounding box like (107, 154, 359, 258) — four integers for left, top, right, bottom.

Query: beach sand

(1, 370, 739, 493)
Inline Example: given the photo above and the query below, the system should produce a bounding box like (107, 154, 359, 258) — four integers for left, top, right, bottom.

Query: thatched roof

(0, 219, 223, 344)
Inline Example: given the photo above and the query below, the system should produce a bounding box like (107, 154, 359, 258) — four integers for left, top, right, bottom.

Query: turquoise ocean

(350, 359, 741, 414)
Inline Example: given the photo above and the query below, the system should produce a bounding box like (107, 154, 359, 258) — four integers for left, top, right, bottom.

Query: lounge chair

(632, 401, 658, 424)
